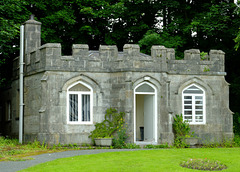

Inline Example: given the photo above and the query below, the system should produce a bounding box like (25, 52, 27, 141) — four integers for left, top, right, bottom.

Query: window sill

(67, 122, 93, 125)
(189, 123, 206, 125)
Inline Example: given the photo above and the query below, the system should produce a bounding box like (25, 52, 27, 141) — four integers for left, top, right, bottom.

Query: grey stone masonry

(24, 16, 41, 54)
(12, 44, 226, 78)
(1, 17, 232, 146)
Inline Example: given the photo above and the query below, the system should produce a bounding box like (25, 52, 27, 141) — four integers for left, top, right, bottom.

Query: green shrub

(89, 108, 125, 142)
(172, 114, 193, 148)
(233, 134, 240, 147)
(112, 120, 128, 149)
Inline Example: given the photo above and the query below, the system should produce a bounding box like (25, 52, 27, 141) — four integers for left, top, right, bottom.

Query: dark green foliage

(89, 108, 125, 141)
(172, 114, 193, 148)
(0, 0, 30, 87)
(233, 112, 240, 136)
(138, 30, 184, 58)
(235, 28, 240, 50)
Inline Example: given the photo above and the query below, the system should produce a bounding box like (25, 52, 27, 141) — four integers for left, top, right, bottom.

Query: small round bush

(180, 158, 227, 171)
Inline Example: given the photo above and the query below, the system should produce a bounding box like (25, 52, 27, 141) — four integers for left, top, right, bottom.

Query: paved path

(0, 149, 140, 172)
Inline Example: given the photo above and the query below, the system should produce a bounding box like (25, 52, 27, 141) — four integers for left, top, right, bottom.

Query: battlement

(11, 43, 226, 78)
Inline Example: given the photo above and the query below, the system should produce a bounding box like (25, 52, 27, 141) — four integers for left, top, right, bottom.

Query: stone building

(0, 18, 233, 145)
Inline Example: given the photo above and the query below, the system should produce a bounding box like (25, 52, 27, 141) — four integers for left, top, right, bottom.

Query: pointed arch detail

(176, 77, 214, 96)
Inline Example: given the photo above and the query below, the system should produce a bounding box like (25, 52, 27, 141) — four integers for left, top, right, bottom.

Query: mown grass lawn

(21, 148, 240, 172)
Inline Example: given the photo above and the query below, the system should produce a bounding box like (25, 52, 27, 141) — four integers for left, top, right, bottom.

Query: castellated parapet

(13, 43, 225, 78)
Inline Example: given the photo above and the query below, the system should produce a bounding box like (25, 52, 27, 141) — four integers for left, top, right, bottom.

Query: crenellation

(22, 42, 226, 76)
(184, 49, 201, 60)
(123, 44, 140, 57)
(72, 44, 89, 57)
(99, 45, 118, 59)
(151, 45, 167, 59)
(209, 50, 225, 72)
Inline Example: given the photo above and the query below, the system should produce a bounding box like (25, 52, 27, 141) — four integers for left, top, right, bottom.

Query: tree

(235, 29, 240, 50)
(0, 0, 30, 86)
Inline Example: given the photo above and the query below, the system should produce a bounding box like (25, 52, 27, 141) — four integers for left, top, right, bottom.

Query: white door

(144, 95, 154, 141)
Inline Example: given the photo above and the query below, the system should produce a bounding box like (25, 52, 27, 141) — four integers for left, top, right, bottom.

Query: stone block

(72, 44, 89, 57)
(184, 49, 200, 60)
(151, 45, 167, 58)
(123, 44, 140, 57)
(99, 45, 118, 59)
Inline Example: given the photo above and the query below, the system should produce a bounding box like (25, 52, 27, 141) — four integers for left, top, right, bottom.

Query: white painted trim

(182, 84, 206, 125)
(67, 81, 93, 125)
(134, 82, 158, 144)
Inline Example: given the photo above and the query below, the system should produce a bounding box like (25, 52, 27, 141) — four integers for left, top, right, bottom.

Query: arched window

(182, 84, 205, 124)
(67, 81, 93, 124)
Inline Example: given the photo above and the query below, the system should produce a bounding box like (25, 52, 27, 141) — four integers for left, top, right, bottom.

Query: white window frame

(182, 84, 206, 125)
(67, 81, 93, 124)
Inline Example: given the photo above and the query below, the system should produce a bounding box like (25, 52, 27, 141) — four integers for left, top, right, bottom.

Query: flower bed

(180, 158, 227, 171)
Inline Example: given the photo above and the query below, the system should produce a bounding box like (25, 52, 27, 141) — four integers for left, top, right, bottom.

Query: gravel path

(0, 149, 140, 172)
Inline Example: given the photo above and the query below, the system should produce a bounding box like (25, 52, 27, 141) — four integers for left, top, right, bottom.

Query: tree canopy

(1, 0, 240, 134)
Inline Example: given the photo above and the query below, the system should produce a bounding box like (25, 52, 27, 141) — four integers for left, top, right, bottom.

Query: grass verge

(21, 148, 240, 172)
(0, 137, 66, 161)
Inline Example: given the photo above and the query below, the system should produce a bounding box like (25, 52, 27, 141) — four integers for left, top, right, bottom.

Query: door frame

(133, 82, 157, 144)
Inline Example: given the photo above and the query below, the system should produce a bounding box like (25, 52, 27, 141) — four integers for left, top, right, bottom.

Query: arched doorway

(134, 82, 157, 144)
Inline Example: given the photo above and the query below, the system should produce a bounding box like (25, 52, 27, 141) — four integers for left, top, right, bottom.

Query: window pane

(196, 111, 203, 115)
(184, 106, 192, 109)
(184, 116, 192, 122)
(195, 116, 203, 119)
(195, 96, 203, 100)
(69, 94, 78, 121)
(183, 85, 203, 94)
(69, 83, 90, 91)
(195, 106, 203, 109)
(184, 116, 192, 120)
(184, 101, 192, 104)
(195, 101, 202, 104)
(184, 96, 192, 100)
(82, 95, 90, 121)
(136, 84, 154, 92)
(184, 111, 192, 115)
